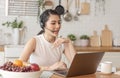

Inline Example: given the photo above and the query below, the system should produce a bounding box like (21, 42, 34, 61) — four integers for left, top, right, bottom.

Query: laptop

(53, 52, 105, 77)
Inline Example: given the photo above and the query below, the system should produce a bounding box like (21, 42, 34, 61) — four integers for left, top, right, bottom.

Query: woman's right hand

(53, 37, 70, 48)
(47, 61, 67, 71)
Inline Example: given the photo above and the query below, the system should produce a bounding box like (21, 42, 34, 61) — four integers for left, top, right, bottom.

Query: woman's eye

(51, 21, 61, 25)
(58, 22, 61, 24)
(51, 23, 55, 25)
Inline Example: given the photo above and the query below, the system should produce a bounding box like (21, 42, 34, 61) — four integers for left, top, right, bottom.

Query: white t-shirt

(30, 34, 64, 66)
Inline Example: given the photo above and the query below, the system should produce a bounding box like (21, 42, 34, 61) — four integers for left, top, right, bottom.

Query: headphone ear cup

(40, 22, 43, 28)
(40, 19, 44, 28)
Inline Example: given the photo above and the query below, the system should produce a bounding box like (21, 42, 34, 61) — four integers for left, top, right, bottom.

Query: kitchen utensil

(90, 31, 101, 47)
(55, 0, 65, 15)
(63, 0, 72, 22)
(74, 0, 79, 21)
(95, 0, 105, 16)
(100, 0, 106, 15)
(43, 0, 54, 9)
(101, 25, 112, 47)
(103, 0, 106, 15)
(95, 0, 98, 15)
(81, 0, 90, 15)
(77, 0, 81, 16)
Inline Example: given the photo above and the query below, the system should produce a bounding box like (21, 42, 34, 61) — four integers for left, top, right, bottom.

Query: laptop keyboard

(54, 70, 68, 75)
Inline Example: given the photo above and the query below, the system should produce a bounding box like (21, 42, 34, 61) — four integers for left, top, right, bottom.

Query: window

(6, 0, 39, 16)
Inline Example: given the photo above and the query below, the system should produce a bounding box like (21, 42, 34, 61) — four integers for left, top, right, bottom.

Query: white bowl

(0, 69, 42, 78)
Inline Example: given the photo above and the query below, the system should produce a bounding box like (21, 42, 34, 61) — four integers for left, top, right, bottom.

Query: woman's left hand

(53, 37, 69, 48)
(48, 61, 67, 70)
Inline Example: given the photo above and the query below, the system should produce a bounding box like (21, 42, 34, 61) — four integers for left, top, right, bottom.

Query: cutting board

(90, 31, 101, 47)
(81, 0, 90, 15)
(101, 25, 113, 47)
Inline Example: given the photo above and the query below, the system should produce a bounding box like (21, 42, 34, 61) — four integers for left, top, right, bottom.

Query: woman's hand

(47, 61, 67, 71)
(53, 37, 70, 48)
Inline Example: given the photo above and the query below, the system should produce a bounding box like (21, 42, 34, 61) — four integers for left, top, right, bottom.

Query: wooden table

(51, 72, 120, 78)
(75, 46, 120, 52)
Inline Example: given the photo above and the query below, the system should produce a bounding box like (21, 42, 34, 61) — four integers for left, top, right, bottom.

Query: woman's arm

(47, 61, 67, 70)
(19, 38, 36, 62)
(53, 38, 76, 64)
(64, 39, 76, 63)
(19, 38, 66, 71)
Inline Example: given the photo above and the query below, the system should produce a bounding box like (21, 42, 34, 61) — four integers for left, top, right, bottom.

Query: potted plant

(67, 34, 76, 44)
(80, 35, 90, 47)
(2, 18, 23, 28)
(37, 0, 44, 20)
(2, 18, 24, 45)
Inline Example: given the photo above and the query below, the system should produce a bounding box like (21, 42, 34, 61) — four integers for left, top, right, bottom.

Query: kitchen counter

(0, 45, 4, 52)
(75, 46, 120, 52)
(1, 45, 120, 52)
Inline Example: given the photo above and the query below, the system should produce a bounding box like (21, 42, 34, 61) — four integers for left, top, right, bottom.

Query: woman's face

(45, 14, 61, 37)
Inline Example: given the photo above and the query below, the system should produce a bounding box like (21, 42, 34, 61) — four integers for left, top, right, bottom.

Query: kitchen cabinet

(0, 52, 4, 66)
(4, 45, 24, 62)
(0, 45, 4, 65)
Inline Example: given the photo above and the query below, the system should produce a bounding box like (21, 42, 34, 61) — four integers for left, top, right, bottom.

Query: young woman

(19, 9, 76, 77)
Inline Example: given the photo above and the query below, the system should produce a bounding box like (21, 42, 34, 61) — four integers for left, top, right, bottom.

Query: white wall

(0, 0, 120, 41)
(0, 0, 120, 42)
(0, 0, 120, 67)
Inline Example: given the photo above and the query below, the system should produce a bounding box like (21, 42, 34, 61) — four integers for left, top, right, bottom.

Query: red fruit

(30, 63, 40, 71)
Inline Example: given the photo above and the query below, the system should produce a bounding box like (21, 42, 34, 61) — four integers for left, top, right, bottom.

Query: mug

(101, 61, 112, 74)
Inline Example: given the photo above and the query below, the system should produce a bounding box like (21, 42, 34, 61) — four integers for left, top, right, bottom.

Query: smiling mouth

(53, 30, 59, 34)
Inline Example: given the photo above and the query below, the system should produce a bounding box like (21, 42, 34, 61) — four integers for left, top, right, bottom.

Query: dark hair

(37, 9, 60, 35)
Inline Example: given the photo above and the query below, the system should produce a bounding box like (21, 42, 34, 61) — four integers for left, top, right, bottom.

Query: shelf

(75, 46, 120, 52)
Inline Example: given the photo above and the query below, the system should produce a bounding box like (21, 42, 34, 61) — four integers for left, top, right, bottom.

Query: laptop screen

(53, 52, 105, 77)
(66, 52, 105, 77)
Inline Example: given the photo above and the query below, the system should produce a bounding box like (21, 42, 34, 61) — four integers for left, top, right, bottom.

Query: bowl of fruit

(0, 60, 42, 78)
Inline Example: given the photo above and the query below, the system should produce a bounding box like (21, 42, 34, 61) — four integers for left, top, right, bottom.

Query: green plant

(38, 0, 44, 7)
(2, 18, 23, 28)
(37, 0, 44, 21)
(67, 34, 76, 41)
(80, 35, 89, 40)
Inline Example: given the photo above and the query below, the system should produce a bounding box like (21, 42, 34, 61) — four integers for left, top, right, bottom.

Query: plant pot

(80, 39, 89, 47)
(74, 39, 81, 46)
(13, 28, 20, 45)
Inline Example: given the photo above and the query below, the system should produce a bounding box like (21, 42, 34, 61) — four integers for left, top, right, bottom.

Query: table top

(51, 72, 120, 78)
(0, 72, 120, 78)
